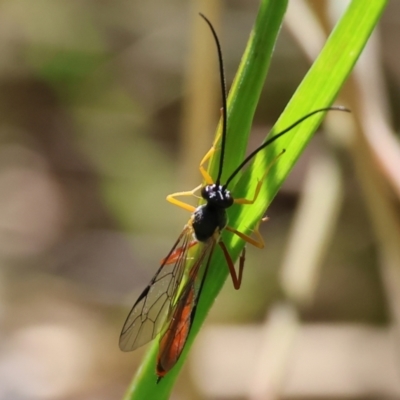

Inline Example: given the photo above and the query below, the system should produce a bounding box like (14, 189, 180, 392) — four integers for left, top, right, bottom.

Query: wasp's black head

(201, 184, 234, 209)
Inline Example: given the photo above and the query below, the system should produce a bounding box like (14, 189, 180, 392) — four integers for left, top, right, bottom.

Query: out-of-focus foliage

(0, 0, 398, 399)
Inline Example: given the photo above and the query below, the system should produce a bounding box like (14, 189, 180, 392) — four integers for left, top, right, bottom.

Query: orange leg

(221, 217, 268, 288)
(225, 217, 267, 249)
(219, 241, 245, 289)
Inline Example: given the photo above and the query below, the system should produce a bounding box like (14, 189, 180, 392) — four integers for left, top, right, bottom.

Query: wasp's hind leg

(222, 217, 268, 289)
(219, 241, 246, 289)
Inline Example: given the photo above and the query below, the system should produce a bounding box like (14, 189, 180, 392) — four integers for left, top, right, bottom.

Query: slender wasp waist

(192, 184, 234, 242)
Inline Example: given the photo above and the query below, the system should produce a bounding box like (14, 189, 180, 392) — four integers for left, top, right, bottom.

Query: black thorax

(192, 184, 234, 242)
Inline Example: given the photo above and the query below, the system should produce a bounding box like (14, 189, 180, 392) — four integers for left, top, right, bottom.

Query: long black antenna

(199, 13, 227, 185)
(224, 106, 350, 188)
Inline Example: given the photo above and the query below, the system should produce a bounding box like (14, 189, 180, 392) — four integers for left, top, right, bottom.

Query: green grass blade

(229, 0, 388, 249)
(122, 0, 287, 398)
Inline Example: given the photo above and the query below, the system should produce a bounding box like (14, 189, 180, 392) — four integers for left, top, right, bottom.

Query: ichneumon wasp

(119, 13, 349, 381)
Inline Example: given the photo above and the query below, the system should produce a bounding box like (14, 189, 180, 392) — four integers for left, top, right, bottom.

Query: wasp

(119, 13, 349, 381)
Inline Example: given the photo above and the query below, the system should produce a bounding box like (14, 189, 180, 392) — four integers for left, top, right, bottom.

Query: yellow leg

(166, 122, 224, 212)
(234, 150, 285, 205)
(199, 122, 224, 184)
(225, 217, 268, 249)
(199, 149, 215, 185)
(166, 184, 203, 213)
(234, 178, 264, 205)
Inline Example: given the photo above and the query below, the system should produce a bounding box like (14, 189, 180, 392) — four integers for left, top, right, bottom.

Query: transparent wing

(157, 238, 217, 375)
(119, 226, 195, 351)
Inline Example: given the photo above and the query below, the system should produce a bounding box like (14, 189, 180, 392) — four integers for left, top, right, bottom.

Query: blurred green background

(0, 0, 399, 399)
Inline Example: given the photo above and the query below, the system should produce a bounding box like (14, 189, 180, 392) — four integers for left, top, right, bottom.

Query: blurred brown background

(0, 0, 399, 399)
